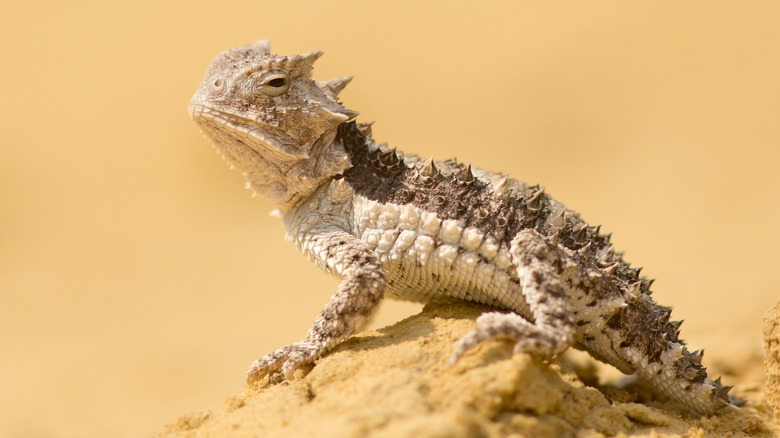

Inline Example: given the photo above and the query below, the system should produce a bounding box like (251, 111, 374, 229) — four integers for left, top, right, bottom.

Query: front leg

(246, 229, 385, 382)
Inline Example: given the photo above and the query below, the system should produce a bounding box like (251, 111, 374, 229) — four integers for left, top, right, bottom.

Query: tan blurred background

(1, 1, 779, 437)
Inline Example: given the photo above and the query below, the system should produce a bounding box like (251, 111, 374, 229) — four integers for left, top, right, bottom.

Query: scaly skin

(189, 40, 741, 416)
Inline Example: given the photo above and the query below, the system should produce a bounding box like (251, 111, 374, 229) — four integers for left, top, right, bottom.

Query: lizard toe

(281, 344, 320, 379)
(246, 343, 305, 383)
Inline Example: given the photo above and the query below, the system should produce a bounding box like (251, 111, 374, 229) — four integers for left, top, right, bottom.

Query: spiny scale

(457, 163, 474, 182)
(419, 157, 437, 177)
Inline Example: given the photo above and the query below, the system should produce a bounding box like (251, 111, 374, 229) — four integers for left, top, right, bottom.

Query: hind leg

(449, 229, 576, 364)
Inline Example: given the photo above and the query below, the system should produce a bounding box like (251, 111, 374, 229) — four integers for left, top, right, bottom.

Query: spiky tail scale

(588, 270, 743, 415)
(602, 284, 740, 415)
(556, 218, 740, 415)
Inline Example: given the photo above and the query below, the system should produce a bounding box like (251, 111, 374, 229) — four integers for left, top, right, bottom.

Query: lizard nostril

(213, 78, 224, 88)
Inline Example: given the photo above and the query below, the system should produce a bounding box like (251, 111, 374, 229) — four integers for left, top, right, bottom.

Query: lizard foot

(246, 341, 321, 383)
(448, 312, 568, 366)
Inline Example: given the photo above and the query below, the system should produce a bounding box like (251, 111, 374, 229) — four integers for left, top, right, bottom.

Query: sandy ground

(765, 302, 780, 421)
(159, 302, 779, 438)
(2, 2, 780, 437)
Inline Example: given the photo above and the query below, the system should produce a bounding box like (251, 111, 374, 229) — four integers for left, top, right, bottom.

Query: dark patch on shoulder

(337, 122, 543, 246)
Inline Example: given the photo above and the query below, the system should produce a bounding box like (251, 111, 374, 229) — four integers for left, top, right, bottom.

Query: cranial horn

(324, 76, 353, 96)
(288, 50, 324, 74)
(254, 39, 271, 55)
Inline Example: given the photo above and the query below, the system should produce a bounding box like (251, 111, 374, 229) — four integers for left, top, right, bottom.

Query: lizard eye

(267, 78, 286, 87)
(257, 72, 290, 97)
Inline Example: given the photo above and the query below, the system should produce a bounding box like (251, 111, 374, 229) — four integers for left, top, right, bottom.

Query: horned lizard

(189, 40, 740, 416)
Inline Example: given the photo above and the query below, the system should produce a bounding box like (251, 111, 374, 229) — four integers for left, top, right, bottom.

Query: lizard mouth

(188, 103, 289, 154)
(189, 102, 358, 159)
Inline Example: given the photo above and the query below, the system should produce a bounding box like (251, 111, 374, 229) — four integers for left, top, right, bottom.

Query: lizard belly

(353, 197, 531, 315)
(380, 251, 521, 311)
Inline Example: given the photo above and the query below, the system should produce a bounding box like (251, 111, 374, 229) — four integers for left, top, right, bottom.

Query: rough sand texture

(160, 303, 777, 438)
(764, 300, 780, 421)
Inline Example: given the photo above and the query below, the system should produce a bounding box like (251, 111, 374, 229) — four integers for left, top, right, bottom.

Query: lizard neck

(252, 128, 351, 213)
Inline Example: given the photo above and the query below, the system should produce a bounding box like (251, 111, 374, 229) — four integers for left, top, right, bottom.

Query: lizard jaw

(189, 103, 358, 159)
(188, 103, 301, 158)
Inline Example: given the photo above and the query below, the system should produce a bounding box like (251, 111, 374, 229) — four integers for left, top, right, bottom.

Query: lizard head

(189, 40, 357, 204)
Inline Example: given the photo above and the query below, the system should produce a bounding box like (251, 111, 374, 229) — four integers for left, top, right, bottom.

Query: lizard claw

(447, 311, 571, 368)
(246, 341, 321, 383)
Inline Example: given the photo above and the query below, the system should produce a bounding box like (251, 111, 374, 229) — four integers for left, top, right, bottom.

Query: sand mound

(160, 303, 777, 438)
(764, 300, 780, 422)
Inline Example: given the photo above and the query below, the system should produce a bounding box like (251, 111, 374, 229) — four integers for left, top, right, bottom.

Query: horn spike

(380, 147, 399, 165)
(527, 188, 544, 209)
(658, 306, 672, 324)
(254, 39, 271, 55)
(419, 156, 437, 177)
(626, 281, 641, 300)
(288, 50, 324, 74)
(549, 230, 560, 246)
(573, 225, 588, 243)
(578, 241, 592, 256)
(684, 367, 699, 380)
(599, 244, 615, 262)
(457, 163, 474, 182)
(552, 209, 565, 227)
(356, 122, 373, 137)
(492, 175, 509, 196)
(324, 76, 353, 96)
